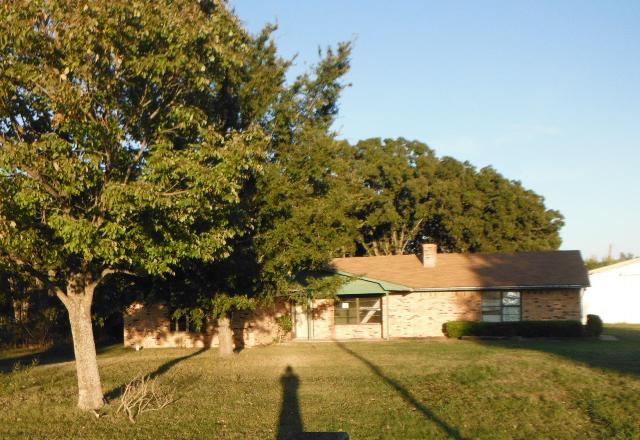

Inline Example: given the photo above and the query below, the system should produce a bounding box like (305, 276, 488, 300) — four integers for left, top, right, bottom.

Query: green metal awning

(335, 272, 412, 295)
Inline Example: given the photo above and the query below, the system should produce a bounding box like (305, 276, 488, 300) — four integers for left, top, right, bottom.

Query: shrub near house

(443, 314, 604, 338)
(584, 314, 604, 337)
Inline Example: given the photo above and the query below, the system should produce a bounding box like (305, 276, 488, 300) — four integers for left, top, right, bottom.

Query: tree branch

(21, 166, 64, 200)
(401, 218, 425, 254)
(158, 190, 189, 197)
(0, 247, 66, 304)
(123, 141, 147, 184)
(371, 240, 380, 256)
(100, 267, 138, 280)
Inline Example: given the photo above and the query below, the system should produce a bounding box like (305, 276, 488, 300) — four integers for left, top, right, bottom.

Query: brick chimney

(420, 243, 437, 268)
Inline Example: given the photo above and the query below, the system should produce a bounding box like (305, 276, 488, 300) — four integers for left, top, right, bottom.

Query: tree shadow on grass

(0, 342, 131, 374)
(0, 344, 75, 373)
(470, 325, 640, 378)
(104, 347, 208, 401)
(335, 342, 469, 440)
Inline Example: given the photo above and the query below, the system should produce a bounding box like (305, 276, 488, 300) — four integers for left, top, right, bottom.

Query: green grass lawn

(1, 325, 640, 439)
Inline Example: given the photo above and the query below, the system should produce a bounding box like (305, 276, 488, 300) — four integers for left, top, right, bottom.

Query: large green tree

(238, 43, 358, 296)
(350, 138, 436, 255)
(167, 45, 358, 355)
(130, 41, 357, 357)
(350, 138, 564, 255)
(0, 0, 273, 410)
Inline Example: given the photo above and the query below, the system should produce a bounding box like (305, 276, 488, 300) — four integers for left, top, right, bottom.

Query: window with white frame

(482, 291, 521, 322)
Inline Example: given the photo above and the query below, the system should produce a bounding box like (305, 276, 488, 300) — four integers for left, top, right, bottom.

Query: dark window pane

(483, 299, 501, 307)
(335, 303, 357, 325)
(482, 304, 501, 310)
(359, 309, 381, 324)
(482, 291, 521, 322)
(335, 298, 357, 325)
(503, 306, 521, 322)
(359, 298, 381, 309)
(482, 314, 501, 322)
(335, 296, 381, 325)
(482, 291, 501, 310)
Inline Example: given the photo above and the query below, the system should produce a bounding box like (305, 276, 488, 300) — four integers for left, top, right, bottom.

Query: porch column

(385, 291, 390, 340)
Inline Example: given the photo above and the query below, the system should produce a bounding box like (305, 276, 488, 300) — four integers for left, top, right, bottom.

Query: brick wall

(309, 299, 334, 339)
(334, 324, 382, 339)
(297, 293, 477, 339)
(295, 288, 581, 340)
(387, 291, 482, 337)
(521, 289, 581, 320)
(130, 289, 584, 345)
(123, 300, 292, 349)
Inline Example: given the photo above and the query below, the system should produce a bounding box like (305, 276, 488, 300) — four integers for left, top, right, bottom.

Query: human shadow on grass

(277, 365, 304, 440)
(276, 365, 348, 440)
(335, 342, 468, 440)
(470, 325, 640, 378)
(104, 347, 208, 401)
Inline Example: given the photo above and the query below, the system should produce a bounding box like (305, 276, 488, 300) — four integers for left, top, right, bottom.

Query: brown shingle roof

(331, 250, 589, 291)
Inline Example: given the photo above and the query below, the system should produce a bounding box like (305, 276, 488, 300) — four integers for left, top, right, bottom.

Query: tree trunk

(64, 282, 104, 411)
(218, 315, 233, 357)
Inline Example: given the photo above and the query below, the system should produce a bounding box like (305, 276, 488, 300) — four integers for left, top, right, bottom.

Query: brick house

(124, 245, 589, 348)
(295, 245, 590, 340)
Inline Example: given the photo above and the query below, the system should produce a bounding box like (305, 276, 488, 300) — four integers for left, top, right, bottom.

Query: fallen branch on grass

(116, 374, 176, 423)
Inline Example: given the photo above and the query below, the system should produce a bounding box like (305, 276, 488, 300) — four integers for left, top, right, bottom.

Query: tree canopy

(348, 138, 564, 255)
(0, 0, 278, 410)
(0, 0, 270, 282)
(251, 43, 358, 295)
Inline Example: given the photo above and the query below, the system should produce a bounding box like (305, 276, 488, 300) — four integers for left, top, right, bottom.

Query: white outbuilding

(582, 258, 640, 323)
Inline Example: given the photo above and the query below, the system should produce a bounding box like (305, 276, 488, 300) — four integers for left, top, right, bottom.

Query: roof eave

(412, 284, 588, 292)
(588, 258, 640, 275)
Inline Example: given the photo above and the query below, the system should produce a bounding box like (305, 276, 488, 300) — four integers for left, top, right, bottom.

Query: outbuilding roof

(588, 258, 640, 275)
(331, 250, 589, 291)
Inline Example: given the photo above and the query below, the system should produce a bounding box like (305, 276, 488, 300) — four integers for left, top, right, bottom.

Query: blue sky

(232, 0, 640, 259)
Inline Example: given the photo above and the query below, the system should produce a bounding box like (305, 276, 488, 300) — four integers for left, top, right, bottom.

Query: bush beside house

(443, 319, 587, 338)
(584, 314, 603, 337)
